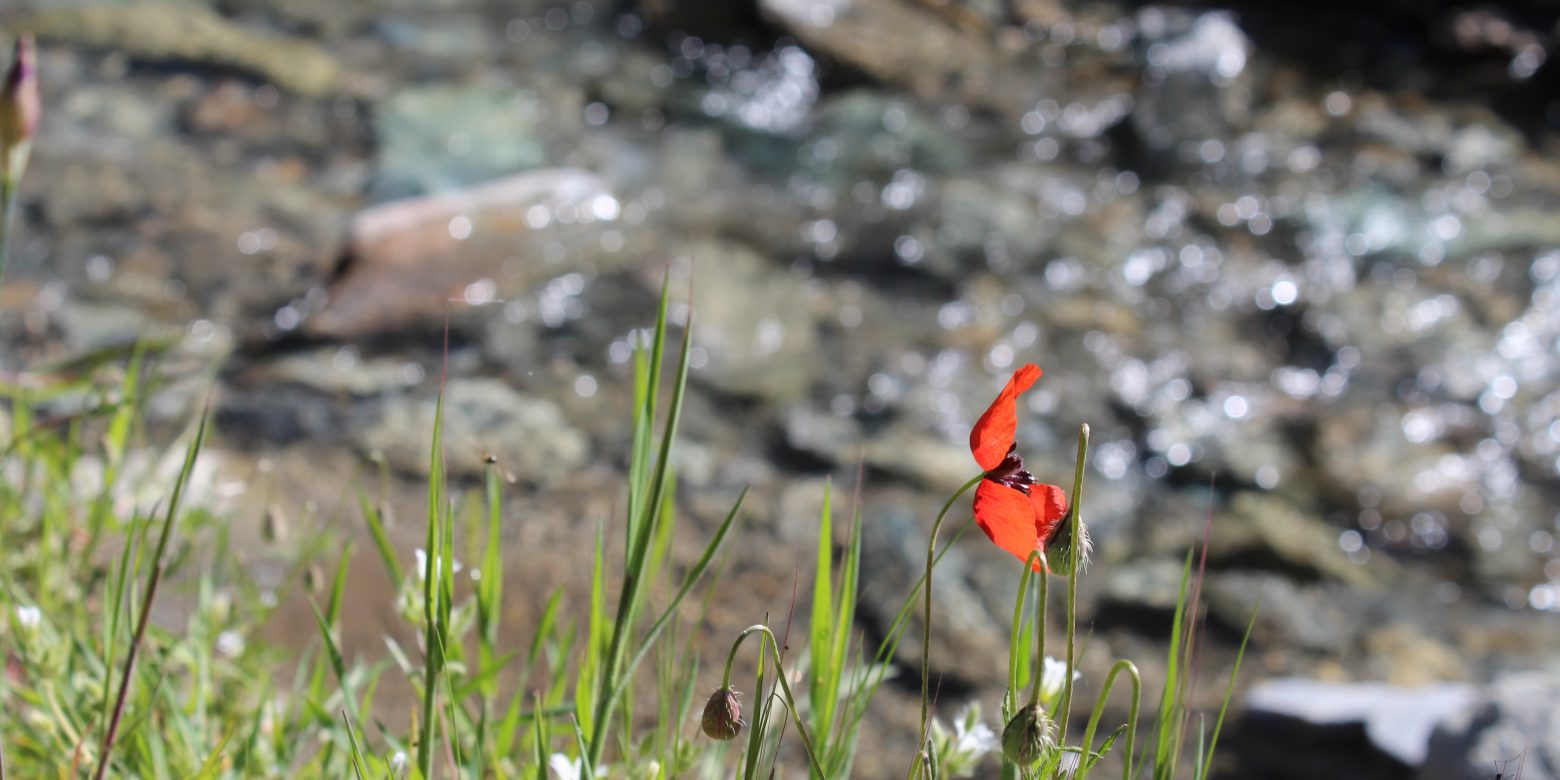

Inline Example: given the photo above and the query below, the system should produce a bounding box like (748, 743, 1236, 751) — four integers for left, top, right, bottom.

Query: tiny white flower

(931, 702, 998, 777)
(14, 605, 41, 631)
(390, 750, 407, 772)
(952, 706, 998, 756)
(548, 753, 582, 780)
(215, 629, 245, 658)
(1038, 657, 1082, 707)
(547, 752, 605, 779)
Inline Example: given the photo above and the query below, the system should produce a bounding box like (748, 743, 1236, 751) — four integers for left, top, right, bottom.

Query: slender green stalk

(416, 380, 448, 778)
(1059, 424, 1089, 745)
(1076, 660, 1140, 780)
(1028, 562, 1049, 709)
(93, 407, 209, 780)
(913, 472, 985, 779)
(0, 175, 15, 286)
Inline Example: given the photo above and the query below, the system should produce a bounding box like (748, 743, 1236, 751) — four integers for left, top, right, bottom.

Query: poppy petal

(973, 479, 1043, 571)
(1029, 483, 1069, 548)
(970, 364, 1043, 472)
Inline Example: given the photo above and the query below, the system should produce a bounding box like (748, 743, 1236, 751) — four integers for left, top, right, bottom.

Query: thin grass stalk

(1175, 497, 1217, 774)
(1059, 424, 1089, 745)
(417, 329, 449, 778)
(92, 408, 209, 780)
(912, 472, 985, 779)
(340, 710, 370, 780)
(476, 460, 505, 773)
(1147, 550, 1195, 779)
(1076, 660, 1141, 780)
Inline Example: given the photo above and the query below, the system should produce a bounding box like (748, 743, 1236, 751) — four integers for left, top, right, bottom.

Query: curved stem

(1076, 660, 1141, 780)
(913, 472, 986, 780)
(1005, 551, 1045, 719)
(725, 624, 825, 777)
(1059, 424, 1089, 745)
(1027, 564, 1049, 709)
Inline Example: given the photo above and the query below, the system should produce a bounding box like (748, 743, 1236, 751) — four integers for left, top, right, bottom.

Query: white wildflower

(547, 752, 605, 779)
(215, 629, 245, 658)
(14, 605, 41, 631)
(1038, 656, 1082, 708)
(930, 701, 999, 777)
(952, 703, 998, 756)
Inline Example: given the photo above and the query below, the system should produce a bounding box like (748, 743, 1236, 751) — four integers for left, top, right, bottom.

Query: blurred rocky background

(1, 0, 1558, 776)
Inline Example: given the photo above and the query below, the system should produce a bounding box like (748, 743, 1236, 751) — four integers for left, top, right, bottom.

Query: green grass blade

(358, 488, 404, 589)
(809, 480, 835, 742)
(416, 388, 446, 778)
(339, 711, 370, 780)
(1197, 598, 1259, 780)
(1147, 548, 1195, 780)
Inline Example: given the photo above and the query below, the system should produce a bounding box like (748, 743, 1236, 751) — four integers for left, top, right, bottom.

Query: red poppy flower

(970, 363, 1069, 573)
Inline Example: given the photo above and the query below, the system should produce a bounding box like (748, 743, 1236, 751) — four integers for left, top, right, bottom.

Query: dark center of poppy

(985, 444, 1037, 495)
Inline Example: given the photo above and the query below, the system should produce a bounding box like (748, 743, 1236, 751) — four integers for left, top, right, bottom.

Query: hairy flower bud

(1044, 513, 1092, 577)
(700, 686, 744, 741)
(1001, 703, 1056, 766)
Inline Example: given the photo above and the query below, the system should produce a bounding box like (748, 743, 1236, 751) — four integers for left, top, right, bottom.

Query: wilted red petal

(1030, 483, 1069, 549)
(970, 364, 1042, 472)
(973, 479, 1044, 571)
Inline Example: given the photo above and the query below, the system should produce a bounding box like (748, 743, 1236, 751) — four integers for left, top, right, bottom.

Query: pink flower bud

(1, 34, 40, 176)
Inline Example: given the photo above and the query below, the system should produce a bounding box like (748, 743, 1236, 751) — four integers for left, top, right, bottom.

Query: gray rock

(685, 241, 819, 403)
(1100, 557, 1187, 614)
(248, 349, 425, 398)
(1132, 10, 1253, 147)
(21, 5, 341, 96)
(1422, 669, 1560, 780)
(862, 424, 979, 495)
(782, 404, 863, 464)
(370, 85, 582, 201)
(1205, 571, 1359, 653)
(356, 378, 588, 484)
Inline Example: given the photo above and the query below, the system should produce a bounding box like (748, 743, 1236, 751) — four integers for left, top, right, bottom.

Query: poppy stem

(1059, 423, 1089, 745)
(1026, 564, 1049, 709)
(914, 472, 985, 780)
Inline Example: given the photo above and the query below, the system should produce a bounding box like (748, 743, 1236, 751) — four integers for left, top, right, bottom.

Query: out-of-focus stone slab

(311, 169, 613, 338)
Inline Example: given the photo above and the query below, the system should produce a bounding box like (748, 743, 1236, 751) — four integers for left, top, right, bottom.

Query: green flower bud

(1044, 513, 1092, 577)
(1001, 703, 1056, 766)
(700, 686, 744, 741)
